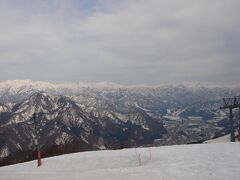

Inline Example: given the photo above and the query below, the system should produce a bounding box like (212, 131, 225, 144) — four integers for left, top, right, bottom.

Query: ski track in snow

(0, 143, 240, 180)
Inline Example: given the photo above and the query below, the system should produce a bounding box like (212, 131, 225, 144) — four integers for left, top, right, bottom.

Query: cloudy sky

(0, 0, 239, 85)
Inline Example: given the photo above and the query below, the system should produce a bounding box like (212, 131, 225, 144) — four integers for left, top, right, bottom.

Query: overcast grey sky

(0, 0, 239, 85)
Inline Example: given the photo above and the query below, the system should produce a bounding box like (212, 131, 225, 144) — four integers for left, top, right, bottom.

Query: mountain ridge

(0, 91, 166, 165)
(0, 79, 239, 91)
(0, 80, 239, 166)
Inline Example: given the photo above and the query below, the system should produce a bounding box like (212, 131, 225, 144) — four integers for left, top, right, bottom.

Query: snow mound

(0, 143, 239, 180)
(204, 134, 231, 143)
(204, 132, 239, 144)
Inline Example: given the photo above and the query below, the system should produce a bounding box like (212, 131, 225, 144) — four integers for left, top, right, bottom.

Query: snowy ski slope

(0, 143, 239, 180)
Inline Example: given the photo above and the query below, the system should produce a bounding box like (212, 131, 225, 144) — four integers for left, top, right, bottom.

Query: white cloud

(0, 0, 240, 85)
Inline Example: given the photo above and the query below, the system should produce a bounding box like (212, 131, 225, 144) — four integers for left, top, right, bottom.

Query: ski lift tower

(220, 96, 240, 142)
(33, 113, 42, 166)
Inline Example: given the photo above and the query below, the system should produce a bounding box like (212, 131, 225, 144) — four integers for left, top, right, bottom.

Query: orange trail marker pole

(33, 113, 42, 167)
(37, 151, 42, 167)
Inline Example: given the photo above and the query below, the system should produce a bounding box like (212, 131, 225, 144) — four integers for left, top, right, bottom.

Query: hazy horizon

(0, 79, 239, 88)
(1, 0, 240, 85)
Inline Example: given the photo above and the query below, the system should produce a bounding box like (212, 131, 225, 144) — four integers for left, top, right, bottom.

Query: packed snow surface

(0, 143, 239, 180)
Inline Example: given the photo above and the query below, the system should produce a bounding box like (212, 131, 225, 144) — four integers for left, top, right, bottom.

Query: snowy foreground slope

(0, 143, 239, 180)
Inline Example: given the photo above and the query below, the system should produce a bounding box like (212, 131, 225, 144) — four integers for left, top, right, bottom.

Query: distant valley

(0, 80, 239, 166)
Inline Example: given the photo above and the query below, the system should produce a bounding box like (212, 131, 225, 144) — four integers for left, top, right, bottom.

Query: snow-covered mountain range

(0, 80, 239, 166)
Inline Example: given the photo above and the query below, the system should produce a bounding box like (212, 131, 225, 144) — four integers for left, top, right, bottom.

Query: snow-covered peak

(176, 81, 237, 90)
(0, 79, 55, 88)
(0, 80, 124, 92)
(75, 81, 124, 89)
(0, 80, 239, 91)
(0, 80, 57, 95)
